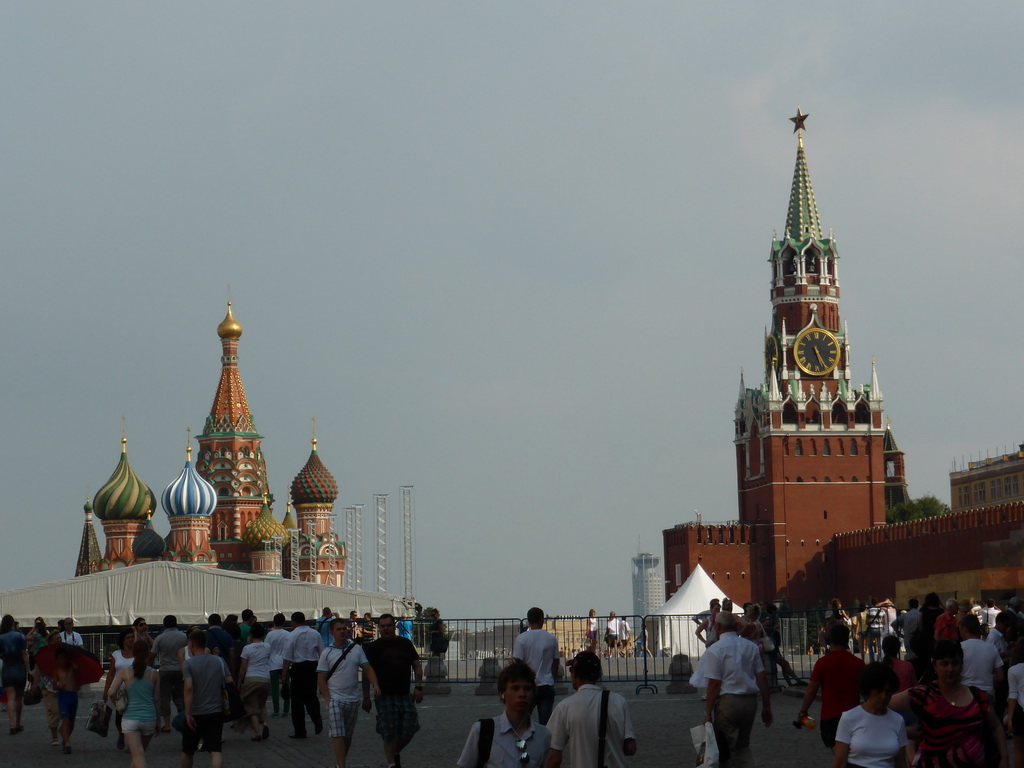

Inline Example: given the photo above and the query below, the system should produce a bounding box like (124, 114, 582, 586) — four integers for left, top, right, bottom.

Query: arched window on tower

(784, 250, 797, 276)
(795, 439, 803, 456)
(807, 407, 821, 425)
(805, 250, 818, 274)
(823, 440, 831, 456)
(783, 402, 798, 424)
(855, 402, 870, 424)
(832, 403, 847, 426)
(850, 441, 858, 456)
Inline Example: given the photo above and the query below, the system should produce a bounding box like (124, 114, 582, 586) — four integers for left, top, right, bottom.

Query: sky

(2, 3, 1024, 619)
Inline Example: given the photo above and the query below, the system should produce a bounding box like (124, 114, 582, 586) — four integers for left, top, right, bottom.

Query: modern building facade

(631, 551, 663, 616)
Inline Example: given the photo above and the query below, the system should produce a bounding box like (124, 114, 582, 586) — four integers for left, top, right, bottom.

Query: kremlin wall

(76, 303, 346, 587)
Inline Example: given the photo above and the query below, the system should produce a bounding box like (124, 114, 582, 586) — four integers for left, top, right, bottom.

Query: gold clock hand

(814, 347, 825, 367)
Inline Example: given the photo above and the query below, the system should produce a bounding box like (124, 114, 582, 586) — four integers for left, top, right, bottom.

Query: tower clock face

(794, 328, 840, 376)
(764, 334, 780, 380)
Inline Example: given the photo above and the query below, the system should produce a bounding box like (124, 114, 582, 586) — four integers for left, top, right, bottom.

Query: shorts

(328, 699, 360, 739)
(819, 717, 840, 749)
(57, 691, 79, 721)
(182, 712, 223, 754)
(374, 694, 419, 743)
(606, 634, 619, 647)
(121, 719, 157, 736)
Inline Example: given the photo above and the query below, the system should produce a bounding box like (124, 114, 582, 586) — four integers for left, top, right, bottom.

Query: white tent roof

(653, 564, 731, 616)
(0, 561, 412, 626)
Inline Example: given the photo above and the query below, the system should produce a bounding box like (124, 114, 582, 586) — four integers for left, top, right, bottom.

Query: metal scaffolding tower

(343, 506, 356, 589)
(354, 504, 364, 590)
(401, 486, 414, 601)
(289, 528, 300, 581)
(374, 494, 388, 593)
(327, 514, 338, 586)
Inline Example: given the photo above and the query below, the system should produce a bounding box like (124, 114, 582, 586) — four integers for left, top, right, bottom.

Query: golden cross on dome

(790, 107, 809, 133)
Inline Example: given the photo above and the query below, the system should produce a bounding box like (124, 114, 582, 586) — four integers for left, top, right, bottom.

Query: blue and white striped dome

(162, 450, 217, 518)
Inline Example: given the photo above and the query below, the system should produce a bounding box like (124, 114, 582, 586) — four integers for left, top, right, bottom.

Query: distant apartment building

(632, 551, 663, 616)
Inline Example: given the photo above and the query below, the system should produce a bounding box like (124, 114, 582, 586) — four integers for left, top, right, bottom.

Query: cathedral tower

(93, 437, 155, 569)
(733, 111, 887, 604)
(290, 437, 344, 586)
(195, 303, 269, 570)
(162, 441, 218, 565)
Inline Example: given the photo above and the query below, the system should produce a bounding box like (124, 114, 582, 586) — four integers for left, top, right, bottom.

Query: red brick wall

(663, 524, 755, 605)
(832, 502, 1024, 604)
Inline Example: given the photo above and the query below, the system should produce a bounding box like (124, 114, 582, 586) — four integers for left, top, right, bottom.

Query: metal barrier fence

(72, 611, 837, 691)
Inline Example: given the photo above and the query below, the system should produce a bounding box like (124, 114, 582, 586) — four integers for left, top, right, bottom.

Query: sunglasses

(515, 738, 529, 764)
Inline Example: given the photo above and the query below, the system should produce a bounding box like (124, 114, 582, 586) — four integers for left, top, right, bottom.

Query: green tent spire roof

(784, 131, 823, 241)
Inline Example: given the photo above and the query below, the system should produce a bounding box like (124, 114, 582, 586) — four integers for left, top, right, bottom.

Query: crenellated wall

(663, 523, 756, 604)
(831, 502, 1024, 604)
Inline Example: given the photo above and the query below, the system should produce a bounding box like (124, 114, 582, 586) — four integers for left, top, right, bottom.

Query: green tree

(886, 494, 950, 524)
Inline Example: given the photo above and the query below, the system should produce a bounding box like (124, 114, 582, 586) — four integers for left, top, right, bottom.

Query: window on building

(675, 563, 682, 587)
(850, 441, 858, 456)
(795, 439, 803, 456)
(823, 440, 830, 456)
(886, 459, 895, 475)
(991, 480, 1001, 500)
(832, 403, 847, 426)
(974, 483, 986, 504)
(855, 403, 870, 424)
(783, 402, 798, 424)
(1005, 476, 1020, 498)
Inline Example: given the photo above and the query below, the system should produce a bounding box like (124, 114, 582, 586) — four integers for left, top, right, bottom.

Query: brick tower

(290, 437, 344, 586)
(195, 303, 270, 570)
(733, 111, 887, 605)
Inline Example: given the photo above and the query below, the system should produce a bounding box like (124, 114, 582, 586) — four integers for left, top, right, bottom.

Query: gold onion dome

(94, 438, 156, 522)
(290, 438, 339, 505)
(132, 516, 167, 560)
(217, 301, 243, 340)
(243, 496, 287, 550)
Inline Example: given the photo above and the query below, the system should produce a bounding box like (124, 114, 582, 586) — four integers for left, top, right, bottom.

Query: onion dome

(243, 496, 287, 551)
(132, 516, 167, 560)
(94, 438, 156, 522)
(217, 301, 243, 339)
(290, 438, 339, 505)
(281, 501, 297, 531)
(163, 445, 217, 518)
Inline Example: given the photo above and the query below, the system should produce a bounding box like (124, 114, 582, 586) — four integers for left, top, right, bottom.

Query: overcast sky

(2, 3, 1023, 619)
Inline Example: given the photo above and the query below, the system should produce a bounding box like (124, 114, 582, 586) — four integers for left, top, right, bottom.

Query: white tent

(651, 564, 732, 659)
(0, 561, 411, 627)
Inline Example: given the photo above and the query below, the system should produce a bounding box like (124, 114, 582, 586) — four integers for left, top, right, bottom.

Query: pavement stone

(1, 684, 828, 767)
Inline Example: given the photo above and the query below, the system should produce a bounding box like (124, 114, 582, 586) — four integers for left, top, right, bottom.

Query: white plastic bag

(690, 721, 720, 767)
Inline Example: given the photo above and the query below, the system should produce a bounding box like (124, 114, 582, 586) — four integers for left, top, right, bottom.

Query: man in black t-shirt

(362, 614, 423, 768)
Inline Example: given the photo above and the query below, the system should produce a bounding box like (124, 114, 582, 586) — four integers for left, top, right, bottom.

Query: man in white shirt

(265, 612, 291, 719)
(282, 611, 325, 739)
(959, 614, 1004, 698)
(513, 607, 560, 725)
(702, 611, 773, 767)
(546, 651, 636, 768)
(317, 618, 380, 768)
(60, 617, 84, 646)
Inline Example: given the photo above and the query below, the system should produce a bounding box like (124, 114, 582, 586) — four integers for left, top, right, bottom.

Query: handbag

(23, 684, 42, 706)
(221, 681, 245, 723)
(113, 687, 129, 714)
(86, 700, 111, 737)
(690, 721, 720, 768)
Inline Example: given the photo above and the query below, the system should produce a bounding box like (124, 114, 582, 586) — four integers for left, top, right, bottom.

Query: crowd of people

(9, 595, 1024, 766)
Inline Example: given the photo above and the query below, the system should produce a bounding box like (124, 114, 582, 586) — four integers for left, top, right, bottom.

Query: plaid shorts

(374, 694, 420, 743)
(327, 699, 360, 738)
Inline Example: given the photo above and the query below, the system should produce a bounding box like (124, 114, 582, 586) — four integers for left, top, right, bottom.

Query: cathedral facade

(77, 303, 346, 586)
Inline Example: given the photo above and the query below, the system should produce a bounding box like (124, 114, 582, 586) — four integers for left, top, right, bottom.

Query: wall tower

(733, 110, 887, 604)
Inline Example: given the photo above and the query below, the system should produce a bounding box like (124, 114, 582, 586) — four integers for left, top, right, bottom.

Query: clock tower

(734, 110, 887, 605)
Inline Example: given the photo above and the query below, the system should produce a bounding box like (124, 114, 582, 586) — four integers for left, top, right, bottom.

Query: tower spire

(785, 108, 823, 240)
